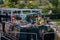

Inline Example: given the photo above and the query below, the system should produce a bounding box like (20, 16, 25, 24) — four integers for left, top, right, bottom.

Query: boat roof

(0, 8, 42, 11)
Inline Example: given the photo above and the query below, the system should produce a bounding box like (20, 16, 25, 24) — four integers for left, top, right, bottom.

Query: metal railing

(1, 22, 60, 40)
(0, 33, 1, 40)
(42, 32, 55, 40)
(8, 32, 37, 40)
(1, 31, 60, 40)
(0, 32, 11, 40)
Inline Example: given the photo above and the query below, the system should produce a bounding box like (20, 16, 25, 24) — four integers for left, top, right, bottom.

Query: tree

(48, 0, 59, 13)
(26, 1, 38, 9)
(48, 0, 58, 8)
(3, 0, 19, 8)
(0, 0, 4, 4)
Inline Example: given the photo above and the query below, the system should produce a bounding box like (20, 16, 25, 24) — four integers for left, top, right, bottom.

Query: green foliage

(48, 0, 60, 13)
(10, 0, 17, 2)
(2, 0, 60, 12)
(0, 0, 4, 4)
(42, 8, 50, 14)
(49, 0, 58, 8)
(52, 7, 60, 13)
(3, 0, 19, 8)
(3, 0, 38, 8)
(41, 6, 52, 14)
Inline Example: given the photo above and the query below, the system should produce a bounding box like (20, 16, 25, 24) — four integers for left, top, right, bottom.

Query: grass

(52, 19, 60, 26)
(52, 19, 60, 22)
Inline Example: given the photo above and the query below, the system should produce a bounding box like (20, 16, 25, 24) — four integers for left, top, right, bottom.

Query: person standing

(11, 13, 16, 22)
(35, 14, 41, 25)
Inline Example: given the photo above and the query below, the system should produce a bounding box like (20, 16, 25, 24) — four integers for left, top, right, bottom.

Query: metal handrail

(8, 32, 37, 40)
(2, 36, 11, 40)
(1, 32, 18, 40)
(0, 32, 11, 40)
(42, 32, 55, 40)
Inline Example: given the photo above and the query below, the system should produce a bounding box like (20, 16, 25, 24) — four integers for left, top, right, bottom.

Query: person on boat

(35, 14, 44, 25)
(11, 13, 16, 22)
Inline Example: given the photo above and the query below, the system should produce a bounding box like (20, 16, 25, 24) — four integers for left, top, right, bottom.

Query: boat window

(8, 10, 11, 14)
(13, 11, 21, 14)
(2, 10, 11, 15)
(23, 11, 30, 14)
(17, 11, 21, 14)
(3, 10, 7, 15)
(13, 11, 17, 14)
(32, 11, 38, 13)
